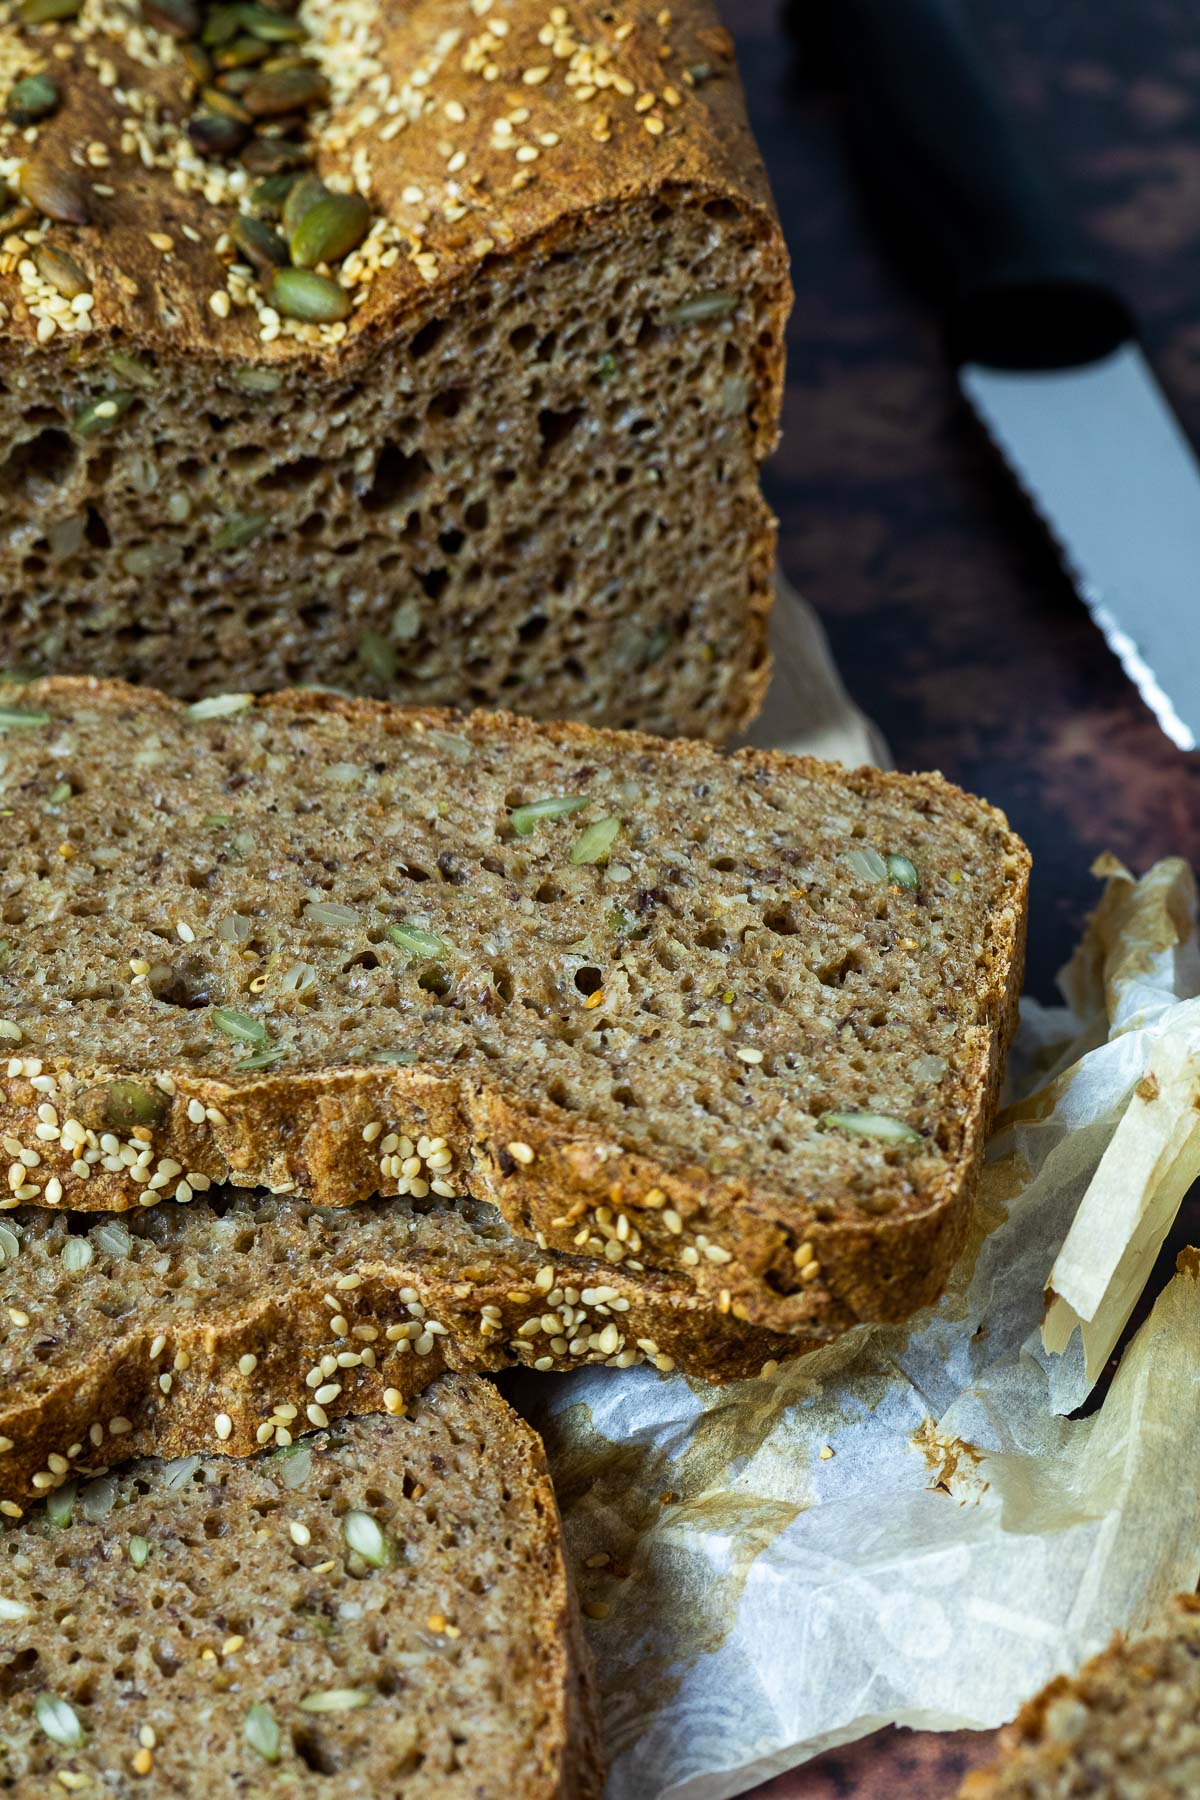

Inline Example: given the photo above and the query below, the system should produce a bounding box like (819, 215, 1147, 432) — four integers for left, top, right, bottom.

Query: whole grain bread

(0, 1190, 800, 1509)
(0, 678, 1030, 1339)
(960, 1595, 1200, 1799)
(0, 0, 788, 739)
(0, 1376, 603, 1800)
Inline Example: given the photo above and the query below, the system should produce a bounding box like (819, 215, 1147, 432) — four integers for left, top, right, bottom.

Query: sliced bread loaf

(0, 1191, 798, 1509)
(0, 1377, 602, 1799)
(960, 1596, 1200, 1799)
(0, 678, 1030, 1338)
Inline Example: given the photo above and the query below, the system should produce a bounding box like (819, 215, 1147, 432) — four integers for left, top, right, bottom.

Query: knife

(806, 0, 1200, 752)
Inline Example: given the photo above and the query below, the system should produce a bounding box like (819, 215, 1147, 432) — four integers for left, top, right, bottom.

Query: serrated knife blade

(961, 345, 1200, 752)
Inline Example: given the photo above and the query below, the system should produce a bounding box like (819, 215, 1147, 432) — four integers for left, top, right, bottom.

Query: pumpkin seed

(214, 33, 271, 68)
(290, 191, 370, 268)
(32, 244, 89, 300)
(233, 1044, 287, 1071)
(343, 1509, 391, 1567)
(107, 349, 157, 389)
(661, 289, 738, 325)
(249, 170, 298, 215)
(214, 513, 267, 549)
(104, 1079, 168, 1132)
(0, 706, 50, 730)
(819, 1111, 922, 1145)
(299, 1689, 374, 1714)
(201, 84, 253, 124)
(46, 1483, 76, 1527)
(7, 74, 60, 126)
(235, 1, 306, 40)
(302, 900, 358, 928)
(128, 1535, 150, 1568)
(188, 692, 253, 718)
(73, 391, 136, 437)
(357, 630, 396, 680)
(35, 1694, 84, 1751)
(511, 795, 590, 836)
(240, 135, 309, 174)
(271, 266, 350, 322)
(19, 157, 90, 226)
(280, 171, 327, 233)
(187, 109, 250, 155)
(369, 1048, 418, 1065)
(245, 1703, 281, 1762)
(388, 923, 451, 959)
(142, 0, 200, 36)
(242, 63, 328, 117)
(211, 1006, 270, 1047)
(201, 2, 241, 43)
(0, 1225, 18, 1265)
(60, 1237, 93, 1272)
(570, 816, 621, 865)
(230, 364, 284, 393)
(886, 853, 920, 891)
(17, 0, 82, 20)
(233, 211, 288, 269)
(180, 40, 213, 82)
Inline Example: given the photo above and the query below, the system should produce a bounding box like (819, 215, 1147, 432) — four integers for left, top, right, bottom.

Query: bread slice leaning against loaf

(0, 1376, 603, 1800)
(960, 1595, 1200, 1799)
(0, 1193, 803, 1507)
(0, 0, 788, 740)
(0, 678, 1030, 1341)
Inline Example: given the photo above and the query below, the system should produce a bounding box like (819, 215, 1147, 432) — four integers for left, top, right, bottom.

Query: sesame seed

(289, 1520, 311, 1546)
(238, 1354, 257, 1376)
(506, 1141, 535, 1166)
(306, 1404, 329, 1428)
(214, 1413, 232, 1442)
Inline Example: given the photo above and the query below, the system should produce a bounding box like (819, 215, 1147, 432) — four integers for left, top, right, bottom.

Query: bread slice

(0, 1190, 798, 1508)
(960, 1596, 1200, 1799)
(0, 678, 1029, 1339)
(0, 1376, 602, 1799)
(0, 1, 787, 740)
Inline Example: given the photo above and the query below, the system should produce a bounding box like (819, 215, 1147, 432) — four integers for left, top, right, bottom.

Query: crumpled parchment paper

(517, 855, 1200, 1800)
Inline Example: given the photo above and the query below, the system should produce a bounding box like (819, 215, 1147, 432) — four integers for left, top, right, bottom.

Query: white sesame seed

(289, 1520, 311, 1546)
(214, 1413, 233, 1442)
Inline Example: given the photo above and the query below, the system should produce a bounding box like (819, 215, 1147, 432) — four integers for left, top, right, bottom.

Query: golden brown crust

(0, 676, 1031, 1344)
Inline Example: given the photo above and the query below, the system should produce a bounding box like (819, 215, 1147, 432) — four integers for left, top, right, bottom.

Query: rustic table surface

(731, 0, 1200, 1793)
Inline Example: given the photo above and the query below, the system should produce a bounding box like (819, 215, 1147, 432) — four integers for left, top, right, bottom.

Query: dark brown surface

(732, 1, 1200, 1795)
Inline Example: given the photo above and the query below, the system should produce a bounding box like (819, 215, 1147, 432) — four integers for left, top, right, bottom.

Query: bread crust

(0, 677, 1031, 1343)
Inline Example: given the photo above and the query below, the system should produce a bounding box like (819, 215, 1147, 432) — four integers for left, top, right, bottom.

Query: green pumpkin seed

(214, 513, 268, 549)
(235, 1, 306, 39)
(290, 191, 370, 268)
(245, 1703, 281, 1762)
(570, 816, 621, 865)
(187, 110, 250, 155)
(73, 391, 136, 437)
(249, 169, 297, 215)
(7, 74, 60, 126)
(280, 171, 327, 233)
(211, 1007, 270, 1048)
(0, 706, 48, 731)
(232, 211, 288, 268)
(35, 1694, 84, 1750)
(201, 3, 241, 43)
(242, 63, 328, 117)
(661, 290, 738, 325)
(46, 1481, 76, 1527)
(230, 365, 284, 393)
(388, 923, 451, 959)
(886, 853, 920, 891)
(19, 158, 90, 226)
(107, 349, 157, 389)
(129, 1535, 150, 1568)
(240, 135, 309, 175)
(201, 84, 253, 123)
(32, 244, 89, 300)
(142, 0, 200, 36)
(357, 631, 396, 680)
(270, 266, 350, 323)
(104, 1079, 168, 1132)
(819, 1111, 922, 1145)
(214, 33, 270, 68)
(511, 795, 590, 836)
(233, 1044, 287, 1071)
(180, 40, 214, 83)
(17, 0, 82, 20)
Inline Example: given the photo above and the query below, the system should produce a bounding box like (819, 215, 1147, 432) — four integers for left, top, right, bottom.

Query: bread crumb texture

(960, 1597, 1200, 1800)
(0, 0, 789, 735)
(0, 679, 1030, 1341)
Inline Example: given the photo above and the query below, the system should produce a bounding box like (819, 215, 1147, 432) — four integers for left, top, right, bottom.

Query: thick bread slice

(0, 1192, 798, 1508)
(0, 678, 1030, 1339)
(0, 1378, 603, 1800)
(960, 1596, 1200, 1799)
(0, 0, 788, 740)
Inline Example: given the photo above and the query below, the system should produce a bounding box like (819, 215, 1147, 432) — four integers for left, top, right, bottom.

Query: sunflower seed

(244, 1703, 281, 1762)
(270, 266, 350, 323)
(290, 191, 370, 268)
(32, 244, 89, 300)
(107, 349, 158, 390)
(142, 0, 200, 36)
(570, 816, 621, 865)
(211, 1006, 270, 1047)
(230, 365, 284, 393)
(201, 3, 240, 43)
(214, 33, 270, 69)
(180, 40, 214, 83)
(6, 74, 60, 126)
(661, 290, 738, 325)
(819, 1111, 923, 1145)
(35, 1693, 84, 1750)
(299, 1688, 374, 1714)
(187, 110, 250, 155)
(511, 795, 590, 835)
(242, 64, 328, 116)
(232, 211, 288, 269)
(72, 391, 136, 437)
(19, 158, 90, 226)
(280, 171, 327, 234)
(388, 922, 451, 959)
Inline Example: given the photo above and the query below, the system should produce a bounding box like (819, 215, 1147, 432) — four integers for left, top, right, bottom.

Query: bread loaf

(0, 0, 788, 737)
(0, 1376, 603, 1799)
(960, 1596, 1200, 1799)
(0, 678, 1030, 1339)
(0, 1190, 800, 1508)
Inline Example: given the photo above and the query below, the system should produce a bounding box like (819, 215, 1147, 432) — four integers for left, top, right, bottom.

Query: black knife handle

(816, 0, 1133, 369)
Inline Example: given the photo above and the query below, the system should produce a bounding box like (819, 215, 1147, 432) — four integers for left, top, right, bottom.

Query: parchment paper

(514, 588, 1200, 1798)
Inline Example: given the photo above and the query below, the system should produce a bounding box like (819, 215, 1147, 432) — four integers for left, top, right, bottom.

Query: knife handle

(813, 0, 1132, 369)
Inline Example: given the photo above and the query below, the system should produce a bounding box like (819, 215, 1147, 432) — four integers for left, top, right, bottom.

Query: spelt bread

(0, 678, 1030, 1338)
(960, 1596, 1200, 1799)
(0, 1376, 603, 1800)
(0, 0, 788, 738)
(0, 1190, 800, 1508)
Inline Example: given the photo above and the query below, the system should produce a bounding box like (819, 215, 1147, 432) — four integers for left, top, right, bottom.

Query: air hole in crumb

(573, 965, 603, 996)
(362, 445, 429, 515)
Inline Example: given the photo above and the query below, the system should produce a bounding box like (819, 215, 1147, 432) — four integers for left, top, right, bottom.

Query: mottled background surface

(730, 1, 1200, 1793)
